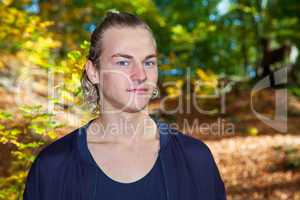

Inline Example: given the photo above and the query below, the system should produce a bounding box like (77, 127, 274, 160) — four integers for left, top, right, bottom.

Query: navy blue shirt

(23, 118, 227, 200)
(78, 123, 167, 200)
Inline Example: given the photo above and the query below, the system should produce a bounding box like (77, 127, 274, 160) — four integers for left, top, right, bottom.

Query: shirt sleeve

(23, 156, 41, 200)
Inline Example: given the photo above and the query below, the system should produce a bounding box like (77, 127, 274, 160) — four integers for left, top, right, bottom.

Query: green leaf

(0, 110, 13, 120)
(67, 50, 81, 61)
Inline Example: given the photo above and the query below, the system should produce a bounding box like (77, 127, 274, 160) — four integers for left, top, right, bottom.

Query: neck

(88, 111, 158, 144)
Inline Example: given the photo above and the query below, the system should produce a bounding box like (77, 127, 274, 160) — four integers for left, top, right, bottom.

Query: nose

(131, 61, 147, 83)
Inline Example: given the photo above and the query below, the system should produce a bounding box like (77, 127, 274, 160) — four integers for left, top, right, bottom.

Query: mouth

(126, 88, 149, 94)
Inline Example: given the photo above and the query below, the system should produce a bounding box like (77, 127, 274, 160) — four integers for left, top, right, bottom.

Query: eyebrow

(111, 53, 157, 60)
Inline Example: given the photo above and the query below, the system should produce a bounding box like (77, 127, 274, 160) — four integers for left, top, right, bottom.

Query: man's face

(97, 26, 158, 113)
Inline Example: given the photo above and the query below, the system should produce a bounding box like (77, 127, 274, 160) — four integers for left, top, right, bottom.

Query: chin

(121, 102, 150, 113)
(108, 95, 150, 113)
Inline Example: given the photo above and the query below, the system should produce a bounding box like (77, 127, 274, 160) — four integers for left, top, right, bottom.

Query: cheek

(147, 69, 158, 84)
(101, 72, 130, 91)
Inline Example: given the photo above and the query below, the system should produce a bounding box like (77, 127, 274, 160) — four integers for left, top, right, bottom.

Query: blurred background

(0, 0, 300, 199)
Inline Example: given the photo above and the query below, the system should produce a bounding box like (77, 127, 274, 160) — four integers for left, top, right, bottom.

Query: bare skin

(86, 116, 160, 183)
(85, 26, 160, 183)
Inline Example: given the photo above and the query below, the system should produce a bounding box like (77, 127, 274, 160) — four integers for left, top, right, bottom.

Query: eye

(144, 60, 156, 68)
(116, 60, 130, 67)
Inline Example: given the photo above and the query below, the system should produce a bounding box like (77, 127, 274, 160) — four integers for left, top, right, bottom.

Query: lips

(126, 88, 149, 93)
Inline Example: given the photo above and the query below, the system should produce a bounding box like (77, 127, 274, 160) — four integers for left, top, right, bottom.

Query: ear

(85, 60, 100, 84)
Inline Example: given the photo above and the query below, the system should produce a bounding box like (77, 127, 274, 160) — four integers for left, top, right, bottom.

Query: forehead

(101, 26, 156, 57)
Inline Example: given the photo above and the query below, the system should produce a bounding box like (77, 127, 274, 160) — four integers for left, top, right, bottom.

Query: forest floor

(207, 134, 300, 200)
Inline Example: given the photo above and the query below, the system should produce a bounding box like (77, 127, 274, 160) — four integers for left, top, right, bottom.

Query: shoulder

(23, 127, 83, 199)
(33, 127, 81, 171)
(169, 127, 227, 198)
(166, 126, 221, 176)
(158, 120, 211, 157)
(170, 127, 214, 161)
